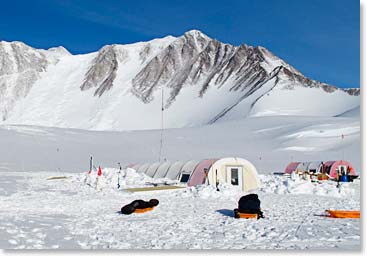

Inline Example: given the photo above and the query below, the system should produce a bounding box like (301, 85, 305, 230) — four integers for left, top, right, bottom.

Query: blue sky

(0, 0, 359, 88)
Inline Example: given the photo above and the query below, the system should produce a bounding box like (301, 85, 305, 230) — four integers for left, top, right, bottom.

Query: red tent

(284, 162, 300, 174)
(187, 159, 217, 186)
(323, 160, 356, 179)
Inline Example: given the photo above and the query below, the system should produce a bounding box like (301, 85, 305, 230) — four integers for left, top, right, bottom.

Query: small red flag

(97, 166, 102, 176)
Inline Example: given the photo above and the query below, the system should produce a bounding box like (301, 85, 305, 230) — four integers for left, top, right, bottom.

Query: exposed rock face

(128, 30, 359, 108)
(342, 88, 360, 96)
(130, 31, 273, 106)
(0, 41, 49, 121)
(80, 45, 119, 97)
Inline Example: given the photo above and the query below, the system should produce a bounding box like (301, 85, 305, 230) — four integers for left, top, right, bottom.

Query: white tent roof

(308, 161, 322, 171)
(137, 163, 150, 173)
(181, 160, 200, 175)
(165, 161, 185, 180)
(296, 162, 311, 172)
(145, 162, 161, 177)
(153, 161, 171, 179)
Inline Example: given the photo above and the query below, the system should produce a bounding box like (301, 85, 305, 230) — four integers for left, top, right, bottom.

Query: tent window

(231, 168, 239, 185)
(180, 174, 190, 183)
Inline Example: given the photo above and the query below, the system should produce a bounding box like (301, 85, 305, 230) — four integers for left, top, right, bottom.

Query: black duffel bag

(236, 194, 264, 219)
(121, 199, 159, 215)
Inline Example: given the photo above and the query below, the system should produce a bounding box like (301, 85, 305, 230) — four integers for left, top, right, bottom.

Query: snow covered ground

(0, 168, 360, 249)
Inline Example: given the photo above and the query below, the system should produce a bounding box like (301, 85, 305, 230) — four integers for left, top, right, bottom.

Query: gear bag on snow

(235, 193, 264, 219)
(121, 199, 159, 215)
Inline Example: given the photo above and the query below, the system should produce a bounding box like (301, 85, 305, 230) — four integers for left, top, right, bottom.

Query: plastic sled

(134, 207, 155, 214)
(325, 210, 360, 219)
(234, 209, 259, 219)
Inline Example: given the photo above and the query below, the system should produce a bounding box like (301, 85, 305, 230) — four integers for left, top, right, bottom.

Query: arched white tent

(296, 162, 310, 173)
(179, 160, 200, 183)
(207, 157, 260, 192)
(137, 163, 150, 173)
(153, 161, 171, 179)
(308, 161, 322, 173)
(165, 161, 185, 180)
(145, 162, 160, 177)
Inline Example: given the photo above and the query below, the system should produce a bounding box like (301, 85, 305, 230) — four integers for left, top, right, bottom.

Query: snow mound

(259, 175, 358, 198)
(183, 183, 244, 200)
(78, 167, 178, 191)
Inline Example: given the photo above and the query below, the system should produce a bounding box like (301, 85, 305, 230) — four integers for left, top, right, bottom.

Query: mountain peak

(47, 46, 71, 56)
(0, 40, 30, 50)
(184, 29, 210, 39)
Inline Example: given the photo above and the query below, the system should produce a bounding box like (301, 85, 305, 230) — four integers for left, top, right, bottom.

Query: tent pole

(89, 156, 93, 173)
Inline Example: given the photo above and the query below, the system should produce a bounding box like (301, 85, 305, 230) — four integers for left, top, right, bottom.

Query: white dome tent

(207, 157, 260, 192)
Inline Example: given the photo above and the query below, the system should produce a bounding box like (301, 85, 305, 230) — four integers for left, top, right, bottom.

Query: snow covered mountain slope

(0, 41, 67, 122)
(0, 30, 360, 131)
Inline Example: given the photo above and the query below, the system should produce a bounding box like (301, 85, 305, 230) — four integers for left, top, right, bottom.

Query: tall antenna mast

(158, 86, 164, 162)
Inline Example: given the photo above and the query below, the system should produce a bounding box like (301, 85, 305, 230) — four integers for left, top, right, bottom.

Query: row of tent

(284, 160, 356, 178)
(128, 157, 261, 192)
(127, 158, 356, 192)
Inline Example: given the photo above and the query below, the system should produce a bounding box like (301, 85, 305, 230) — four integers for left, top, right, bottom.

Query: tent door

(226, 166, 243, 188)
(339, 165, 347, 175)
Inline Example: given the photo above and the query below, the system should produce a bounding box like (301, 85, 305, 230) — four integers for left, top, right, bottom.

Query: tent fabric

(187, 159, 217, 187)
(145, 162, 161, 177)
(165, 161, 185, 180)
(308, 161, 322, 172)
(180, 160, 201, 175)
(153, 161, 171, 179)
(137, 163, 150, 173)
(179, 160, 201, 182)
(296, 162, 311, 172)
(284, 160, 356, 178)
(208, 157, 261, 192)
(284, 162, 300, 174)
(324, 160, 356, 178)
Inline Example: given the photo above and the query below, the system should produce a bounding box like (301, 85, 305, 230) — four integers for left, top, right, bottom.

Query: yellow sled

(134, 207, 155, 213)
(234, 209, 259, 219)
(325, 210, 360, 219)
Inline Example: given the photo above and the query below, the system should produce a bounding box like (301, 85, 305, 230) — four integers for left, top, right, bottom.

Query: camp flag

(97, 166, 102, 176)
